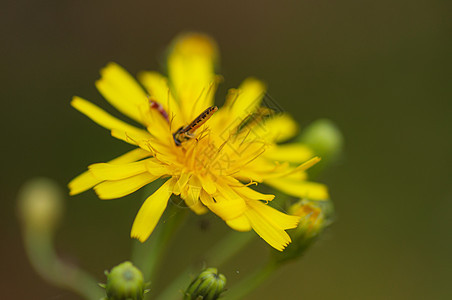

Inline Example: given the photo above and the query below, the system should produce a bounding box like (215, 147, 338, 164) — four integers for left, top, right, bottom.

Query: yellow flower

(68, 33, 329, 251)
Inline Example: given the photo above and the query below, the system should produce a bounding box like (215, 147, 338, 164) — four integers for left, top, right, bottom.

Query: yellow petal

(137, 71, 184, 128)
(209, 197, 245, 220)
(145, 108, 173, 144)
(199, 189, 215, 206)
(136, 138, 179, 165)
(109, 148, 151, 164)
(199, 175, 217, 194)
(264, 143, 313, 164)
(247, 200, 299, 230)
(130, 178, 176, 242)
(292, 156, 322, 173)
(68, 148, 150, 195)
(110, 129, 153, 146)
(145, 159, 170, 177)
(200, 190, 246, 221)
(167, 33, 218, 119)
(215, 180, 242, 202)
(188, 200, 208, 215)
(233, 186, 275, 202)
(88, 160, 148, 181)
(94, 173, 158, 200)
(95, 62, 148, 124)
(189, 201, 209, 216)
(173, 172, 191, 195)
(71, 96, 151, 139)
(236, 157, 288, 182)
(261, 113, 299, 143)
(267, 156, 321, 179)
(265, 177, 329, 200)
(212, 80, 266, 134)
(227, 78, 266, 117)
(235, 169, 264, 183)
(226, 215, 252, 232)
(184, 176, 202, 207)
(244, 206, 292, 251)
(68, 171, 99, 196)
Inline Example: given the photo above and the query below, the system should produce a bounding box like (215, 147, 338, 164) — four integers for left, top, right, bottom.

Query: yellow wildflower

(69, 33, 329, 251)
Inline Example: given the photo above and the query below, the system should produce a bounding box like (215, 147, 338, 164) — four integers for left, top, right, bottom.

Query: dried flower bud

(184, 268, 227, 300)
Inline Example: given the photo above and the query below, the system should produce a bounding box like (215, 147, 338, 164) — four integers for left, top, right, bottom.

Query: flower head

(69, 33, 329, 251)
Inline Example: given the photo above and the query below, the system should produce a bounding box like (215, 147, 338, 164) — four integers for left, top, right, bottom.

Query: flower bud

(17, 177, 64, 234)
(275, 199, 334, 263)
(103, 261, 146, 300)
(298, 118, 344, 165)
(290, 199, 333, 238)
(184, 268, 227, 300)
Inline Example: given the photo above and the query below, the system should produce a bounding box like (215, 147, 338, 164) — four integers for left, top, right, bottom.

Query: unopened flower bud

(103, 261, 146, 300)
(184, 268, 226, 300)
(275, 199, 334, 263)
(298, 118, 344, 165)
(290, 199, 332, 238)
(17, 178, 64, 234)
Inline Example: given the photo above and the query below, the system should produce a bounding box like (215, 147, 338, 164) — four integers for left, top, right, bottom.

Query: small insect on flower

(173, 106, 218, 146)
(149, 98, 170, 123)
(235, 107, 273, 135)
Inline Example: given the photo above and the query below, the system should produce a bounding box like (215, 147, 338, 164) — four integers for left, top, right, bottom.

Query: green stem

(206, 231, 254, 266)
(24, 230, 102, 300)
(155, 231, 254, 300)
(226, 261, 278, 300)
(131, 203, 188, 289)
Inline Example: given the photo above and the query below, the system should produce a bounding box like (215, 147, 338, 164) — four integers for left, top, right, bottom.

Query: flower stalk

(227, 261, 279, 300)
(131, 197, 188, 283)
(18, 178, 103, 300)
(155, 231, 254, 300)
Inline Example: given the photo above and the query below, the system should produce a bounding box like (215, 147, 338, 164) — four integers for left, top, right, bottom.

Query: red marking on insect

(173, 106, 218, 146)
(149, 98, 169, 122)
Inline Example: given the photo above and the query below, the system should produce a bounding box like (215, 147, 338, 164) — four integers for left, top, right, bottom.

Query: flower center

(178, 133, 233, 178)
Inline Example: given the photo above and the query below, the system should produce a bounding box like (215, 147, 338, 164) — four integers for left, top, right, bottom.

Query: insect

(173, 106, 218, 146)
(234, 107, 273, 135)
(149, 98, 169, 122)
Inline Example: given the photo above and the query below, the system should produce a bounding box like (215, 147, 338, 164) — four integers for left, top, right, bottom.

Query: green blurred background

(1, 0, 451, 299)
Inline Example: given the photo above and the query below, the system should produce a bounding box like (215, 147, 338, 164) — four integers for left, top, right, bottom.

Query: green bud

(298, 118, 344, 165)
(103, 261, 146, 300)
(290, 199, 334, 239)
(184, 268, 227, 300)
(275, 199, 334, 263)
(17, 178, 64, 234)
